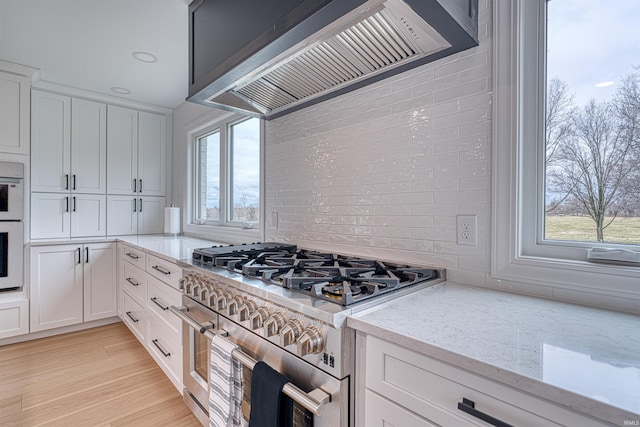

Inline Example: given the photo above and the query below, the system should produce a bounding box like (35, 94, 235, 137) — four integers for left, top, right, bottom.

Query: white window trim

(183, 111, 265, 243)
(492, 1, 640, 301)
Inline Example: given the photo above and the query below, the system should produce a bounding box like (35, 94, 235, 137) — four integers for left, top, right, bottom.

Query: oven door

(0, 178, 23, 221)
(0, 221, 23, 290)
(218, 316, 349, 427)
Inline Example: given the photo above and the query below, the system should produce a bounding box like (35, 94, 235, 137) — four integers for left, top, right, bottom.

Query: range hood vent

(188, 0, 478, 119)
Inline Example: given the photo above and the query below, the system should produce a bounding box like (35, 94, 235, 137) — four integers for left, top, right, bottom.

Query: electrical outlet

(457, 215, 477, 246)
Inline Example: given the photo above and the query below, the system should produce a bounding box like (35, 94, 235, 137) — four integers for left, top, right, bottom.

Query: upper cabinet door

(0, 72, 30, 155)
(138, 111, 166, 196)
(71, 98, 107, 194)
(31, 90, 71, 193)
(107, 105, 138, 195)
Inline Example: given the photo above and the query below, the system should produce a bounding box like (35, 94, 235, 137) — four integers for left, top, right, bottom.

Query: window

(493, 1, 640, 300)
(192, 115, 262, 231)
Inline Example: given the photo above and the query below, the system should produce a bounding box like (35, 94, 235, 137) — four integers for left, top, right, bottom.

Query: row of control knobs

(179, 274, 323, 356)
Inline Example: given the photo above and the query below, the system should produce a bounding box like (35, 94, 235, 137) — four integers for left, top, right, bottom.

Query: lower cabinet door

(0, 299, 29, 339)
(83, 243, 116, 322)
(30, 245, 83, 332)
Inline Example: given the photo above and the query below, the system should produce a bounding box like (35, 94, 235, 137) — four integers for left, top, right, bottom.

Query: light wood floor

(0, 322, 201, 427)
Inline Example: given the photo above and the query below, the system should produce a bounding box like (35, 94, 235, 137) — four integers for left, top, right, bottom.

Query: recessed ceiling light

(132, 51, 158, 63)
(595, 81, 615, 88)
(111, 87, 131, 95)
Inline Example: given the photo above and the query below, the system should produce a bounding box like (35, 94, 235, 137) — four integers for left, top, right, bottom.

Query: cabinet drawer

(121, 261, 146, 306)
(364, 389, 438, 427)
(146, 254, 181, 289)
(147, 318, 182, 387)
(122, 292, 145, 342)
(365, 336, 606, 427)
(120, 244, 146, 269)
(147, 276, 182, 335)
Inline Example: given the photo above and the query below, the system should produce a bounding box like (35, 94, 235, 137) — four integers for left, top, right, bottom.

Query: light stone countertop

(116, 234, 224, 262)
(347, 282, 640, 426)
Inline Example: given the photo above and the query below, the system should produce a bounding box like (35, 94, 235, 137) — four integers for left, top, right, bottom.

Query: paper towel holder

(164, 206, 181, 237)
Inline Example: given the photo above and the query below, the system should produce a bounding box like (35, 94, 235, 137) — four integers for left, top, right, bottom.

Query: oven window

(0, 185, 8, 212)
(194, 330, 209, 382)
(0, 233, 7, 278)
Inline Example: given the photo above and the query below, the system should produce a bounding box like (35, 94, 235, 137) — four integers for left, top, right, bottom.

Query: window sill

(183, 223, 262, 245)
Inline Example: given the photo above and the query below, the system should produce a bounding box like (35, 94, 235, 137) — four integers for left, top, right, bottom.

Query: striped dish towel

(209, 334, 243, 427)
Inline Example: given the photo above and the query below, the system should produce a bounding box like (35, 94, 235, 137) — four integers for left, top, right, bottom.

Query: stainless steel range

(172, 242, 445, 426)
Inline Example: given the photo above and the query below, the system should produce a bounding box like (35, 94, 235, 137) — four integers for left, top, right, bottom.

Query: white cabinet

(71, 98, 107, 193)
(31, 193, 106, 239)
(31, 91, 108, 239)
(356, 333, 609, 427)
(31, 91, 106, 193)
(0, 299, 29, 339)
(117, 242, 183, 391)
(0, 71, 30, 155)
(31, 91, 71, 192)
(83, 243, 117, 322)
(107, 106, 166, 197)
(30, 243, 116, 332)
(30, 245, 83, 331)
(107, 195, 165, 236)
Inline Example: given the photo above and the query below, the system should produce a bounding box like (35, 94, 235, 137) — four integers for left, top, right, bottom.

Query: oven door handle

(170, 305, 216, 334)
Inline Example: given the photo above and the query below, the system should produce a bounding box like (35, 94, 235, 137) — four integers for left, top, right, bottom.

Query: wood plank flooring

(0, 322, 201, 426)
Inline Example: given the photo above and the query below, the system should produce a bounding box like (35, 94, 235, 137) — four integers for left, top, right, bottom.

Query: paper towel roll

(164, 207, 181, 235)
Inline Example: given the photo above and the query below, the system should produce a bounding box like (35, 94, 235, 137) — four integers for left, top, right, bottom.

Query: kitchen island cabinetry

(118, 243, 183, 391)
(30, 242, 116, 332)
(0, 71, 30, 155)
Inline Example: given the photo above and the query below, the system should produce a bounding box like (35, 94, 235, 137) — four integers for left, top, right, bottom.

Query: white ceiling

(0, 0, 190, 109)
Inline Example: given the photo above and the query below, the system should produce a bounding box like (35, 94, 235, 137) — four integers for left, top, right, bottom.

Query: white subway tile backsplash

(264, 1, 493, 276)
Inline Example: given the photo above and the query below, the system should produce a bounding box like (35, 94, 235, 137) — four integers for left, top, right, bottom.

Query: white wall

(173, 1, 493, 285)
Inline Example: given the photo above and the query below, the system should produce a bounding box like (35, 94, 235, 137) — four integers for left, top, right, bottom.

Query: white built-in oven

(0, 161, 24, 291)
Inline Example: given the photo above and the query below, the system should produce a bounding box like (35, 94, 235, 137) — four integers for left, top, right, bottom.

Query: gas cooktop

(192, 242, 441, 306)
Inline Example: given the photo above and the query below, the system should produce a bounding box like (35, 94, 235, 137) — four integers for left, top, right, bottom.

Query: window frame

(492, 1, 640, 301)
(184, 111, 264, 242)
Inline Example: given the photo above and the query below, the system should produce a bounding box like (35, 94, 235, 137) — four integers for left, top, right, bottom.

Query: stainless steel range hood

(188, 0, 478, 120)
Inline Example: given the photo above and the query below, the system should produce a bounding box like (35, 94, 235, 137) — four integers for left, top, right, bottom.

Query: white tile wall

(264, 1, 493, 280)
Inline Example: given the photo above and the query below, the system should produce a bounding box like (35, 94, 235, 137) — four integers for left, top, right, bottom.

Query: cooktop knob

(280, 318, 304, 347)
(216, 290, 232, 312)
(250, 306, 270, 330)
(200, 283, 215, 306)
(263, 312, 285, 337)
(297, 326, 324, 356)
(227, 295, 244, 316)
(239, 300, 257, 322)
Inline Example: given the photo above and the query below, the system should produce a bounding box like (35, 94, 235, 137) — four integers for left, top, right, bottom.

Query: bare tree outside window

(544, 0, 640, 245)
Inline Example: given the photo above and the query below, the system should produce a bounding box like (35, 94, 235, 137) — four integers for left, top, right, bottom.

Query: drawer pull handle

(458, 398, 514, 427)
(126, 277, 139, 287)
(125, 252, 139, 260)
(125, 311, 139, 323)
(152, 339, 171, 357)
(152, 265, 171, 275)
(151, 297, 169, 311)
